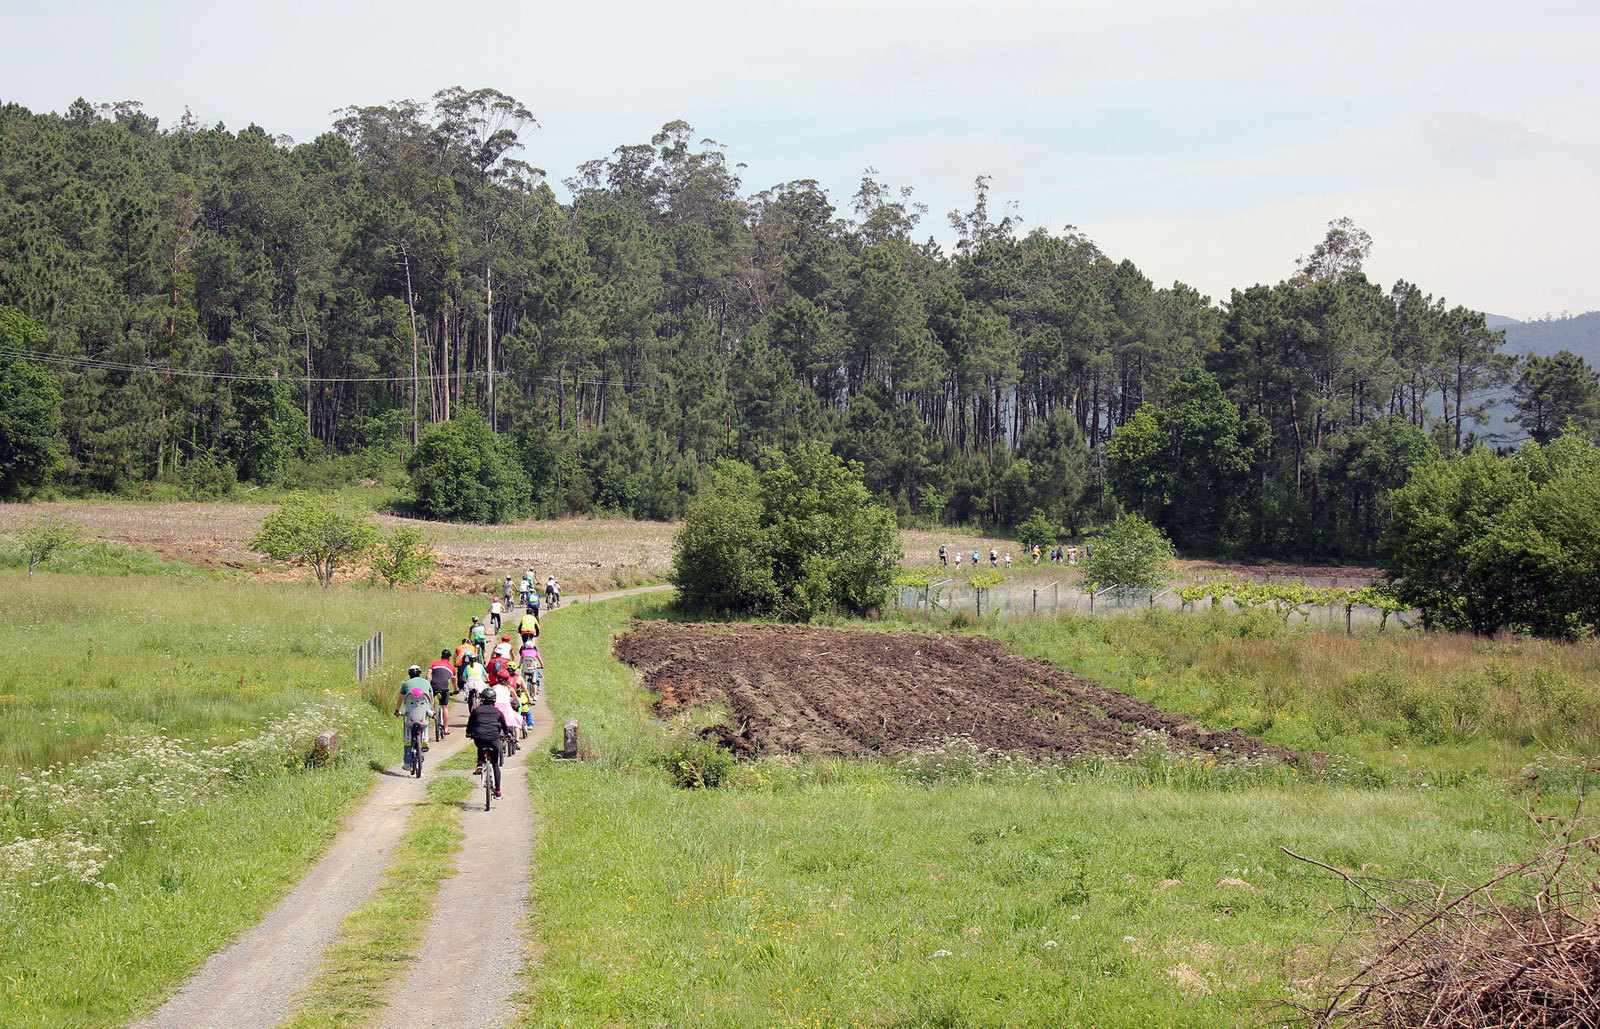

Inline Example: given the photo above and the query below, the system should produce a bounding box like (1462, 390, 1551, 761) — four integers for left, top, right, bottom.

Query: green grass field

(523, 599, 1583, 1026)
(0, 568, 479, 1026)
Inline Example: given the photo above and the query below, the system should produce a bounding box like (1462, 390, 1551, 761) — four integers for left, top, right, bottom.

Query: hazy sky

(5, 0, 1598, 318)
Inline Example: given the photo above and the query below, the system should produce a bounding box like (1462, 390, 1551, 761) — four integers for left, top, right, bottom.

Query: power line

(0, 344, 655, 391)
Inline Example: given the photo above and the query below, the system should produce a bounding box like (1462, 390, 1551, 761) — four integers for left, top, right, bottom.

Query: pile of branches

(1291, 808, 1600, 1027)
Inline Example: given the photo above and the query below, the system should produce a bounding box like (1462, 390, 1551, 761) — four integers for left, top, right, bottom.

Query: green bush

(407, 410, 530, 523)
(659, 738, 733, 789)
(671, 443, 899, 620)
(180, 452, 237, 500)
(250, 493, 378, 588)
(1084, 513, 1174, 592)
(1015, 509, 1056, 553)
(1383, 431, 1600, 636)
(0, 308, 63, 500)
(368, 526, 437, 587)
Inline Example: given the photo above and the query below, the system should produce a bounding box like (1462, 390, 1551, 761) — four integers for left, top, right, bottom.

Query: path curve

(132, 582, 668, 1028)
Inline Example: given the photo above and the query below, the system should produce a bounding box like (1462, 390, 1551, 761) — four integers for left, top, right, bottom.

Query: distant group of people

(937, 542, 1091, 569)
(394, 570, 554, 799)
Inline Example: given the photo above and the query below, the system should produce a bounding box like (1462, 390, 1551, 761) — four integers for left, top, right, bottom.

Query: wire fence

(893, 581, 1412, 630)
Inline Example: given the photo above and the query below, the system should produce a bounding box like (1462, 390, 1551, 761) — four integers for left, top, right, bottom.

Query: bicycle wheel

(412, 726, 423, 777)
(484, 762, 493, 811)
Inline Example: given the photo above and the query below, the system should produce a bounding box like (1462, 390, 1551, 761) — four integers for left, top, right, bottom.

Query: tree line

(3, 90, 1598, 560)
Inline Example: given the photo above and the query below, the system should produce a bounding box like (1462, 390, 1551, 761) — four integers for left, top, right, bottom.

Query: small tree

(369, 526, 437, 587)
(250, 494, 378, 589)
(0, 308, 64, 500)
(20, 520, 78, 576)
(1016, 509, 1056, 554)
(1085, 513, 1175, 593)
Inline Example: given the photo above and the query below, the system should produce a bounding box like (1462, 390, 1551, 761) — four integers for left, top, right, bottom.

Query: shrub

(19, 520, 79, 576)
(1015, 509, 1057, 553)
(250, 493, 379, 588)
(407, 410, 530, 523)
(659, 738, 733, 789)
(369, 526, 437, 587)
(1085, 513, 1175, 592)
(180, 451, 237, 500)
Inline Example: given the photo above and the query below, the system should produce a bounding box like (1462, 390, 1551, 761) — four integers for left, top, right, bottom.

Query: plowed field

(614, 623, 1293, 763)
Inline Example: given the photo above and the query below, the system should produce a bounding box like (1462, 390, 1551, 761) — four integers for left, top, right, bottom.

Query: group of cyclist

(395, 571, 555, 800)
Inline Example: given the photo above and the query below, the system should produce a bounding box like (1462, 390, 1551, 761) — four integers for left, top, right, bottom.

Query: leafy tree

(224, 377, 310, 484)
(671, 460, 776, 613)
(19, 520, 79, 576)
(0, 308, 63, 499)
(369, 525, 437, 587)
(671, 444, 898, 620)
(250, 493, 378, 588)
(1105, 369, 1265, 551)
(1084, 513, 1174, 592)
(1511, 351, 1600, 445)
(408, 411, 530, 523)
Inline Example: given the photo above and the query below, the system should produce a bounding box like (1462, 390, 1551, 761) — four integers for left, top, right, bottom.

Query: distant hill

(1489, 311, 1600, 363)
(1478, 312, 1600, 443)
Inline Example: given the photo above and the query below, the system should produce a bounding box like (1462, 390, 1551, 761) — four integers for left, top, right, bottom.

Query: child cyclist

(518, 636, 543, 702)
(515, 680, 533, 736)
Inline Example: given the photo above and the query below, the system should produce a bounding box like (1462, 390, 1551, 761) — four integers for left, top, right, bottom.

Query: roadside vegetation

(523, 597, 1583, 1025)
(0, 570, 477, 1026)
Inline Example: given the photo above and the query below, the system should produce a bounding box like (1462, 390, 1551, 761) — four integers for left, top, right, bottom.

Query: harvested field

(614, 622, 1294, 763)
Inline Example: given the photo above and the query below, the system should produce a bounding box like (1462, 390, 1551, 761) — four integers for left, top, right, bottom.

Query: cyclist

(518, 607, 540, 647)
(518, 637, 542, 699)
(515, 680, 533, 735)
(502, 576, 514, 609)
(395, 666, 434, 771)
(453, 637, 477, 685)
(462, 655, 487, 709)
(489, 597, 503, 635)
(428, 649, 455, 736)
(545, 575, 557, 609)
(469, 616, 488, 657)
(520, 570, 536, 608)
(485, 642, 515, 690)
(466, 684, 517, 798)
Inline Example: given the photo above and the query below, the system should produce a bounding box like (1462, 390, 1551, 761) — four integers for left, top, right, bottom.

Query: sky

(5, 0, 1598, 319)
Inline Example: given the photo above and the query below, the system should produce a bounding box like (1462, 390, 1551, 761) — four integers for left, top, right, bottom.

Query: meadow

(0, 561, 478, 1026)
(521, 599, 1588, 1026)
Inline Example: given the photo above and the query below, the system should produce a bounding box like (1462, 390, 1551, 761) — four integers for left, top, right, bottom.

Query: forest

(3, 88, 1599, 560)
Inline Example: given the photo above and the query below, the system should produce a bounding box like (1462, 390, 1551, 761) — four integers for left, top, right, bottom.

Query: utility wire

(0, 344, 653, 391)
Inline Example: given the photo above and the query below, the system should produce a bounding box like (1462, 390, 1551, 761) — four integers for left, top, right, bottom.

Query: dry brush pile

(1295, 807, 1600, 1027)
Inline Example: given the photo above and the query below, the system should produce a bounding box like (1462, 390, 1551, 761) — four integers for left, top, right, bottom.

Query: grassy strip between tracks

(281, 774, 473, 1029)
(519, 598, 1576, 1027)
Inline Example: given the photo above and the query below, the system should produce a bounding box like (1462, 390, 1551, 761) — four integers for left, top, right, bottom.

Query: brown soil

(614, 622, 1294, 763)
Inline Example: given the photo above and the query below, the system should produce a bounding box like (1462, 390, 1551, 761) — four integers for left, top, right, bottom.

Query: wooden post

(1032, 588, 1038, 614)
(561, 720, 579, 759)
(976, 588, 983, 618)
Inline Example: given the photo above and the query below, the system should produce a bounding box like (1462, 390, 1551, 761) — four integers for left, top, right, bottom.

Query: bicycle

(409, 721, 425, 778)
(432, 700, 447, 742)
(481, 735, 506, 811)
(502, 725, 519, 758)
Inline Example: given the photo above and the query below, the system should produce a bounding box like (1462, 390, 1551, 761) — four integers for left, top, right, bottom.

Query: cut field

(615, 622, 1292, 763)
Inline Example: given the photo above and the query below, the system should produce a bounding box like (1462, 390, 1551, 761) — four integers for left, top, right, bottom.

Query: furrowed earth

(614, 622, 1295, 763)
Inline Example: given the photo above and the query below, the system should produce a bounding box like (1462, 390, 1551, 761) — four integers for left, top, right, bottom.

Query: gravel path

(133, 584, 666, 1029)
(373, 692, 553, 1029)
(133, 697, 475, 1029)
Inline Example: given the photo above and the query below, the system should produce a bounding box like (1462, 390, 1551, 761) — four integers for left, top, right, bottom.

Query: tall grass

(522, 600, 1561, 1026)
(984, 609, 1600, 773)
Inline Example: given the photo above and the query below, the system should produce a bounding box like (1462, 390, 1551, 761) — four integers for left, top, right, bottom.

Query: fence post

(1089, 588, 1095, 613)
(1053, 583, 1059, 613)
(976, 588, 983, 618)
(1032, 588, 1038, 614)
(377, 630, 383, 666)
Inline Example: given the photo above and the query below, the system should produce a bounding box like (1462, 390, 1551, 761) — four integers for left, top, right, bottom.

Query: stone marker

(561, 720, 579, 759)
(307, 730, 339, 768)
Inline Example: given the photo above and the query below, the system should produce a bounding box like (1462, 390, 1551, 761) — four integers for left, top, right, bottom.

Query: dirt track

(615, 622, 1292, 763)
